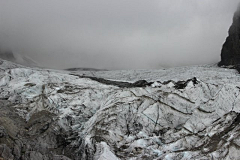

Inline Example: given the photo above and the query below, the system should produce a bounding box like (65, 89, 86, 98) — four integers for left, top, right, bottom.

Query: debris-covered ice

(0, 59, 240, 159)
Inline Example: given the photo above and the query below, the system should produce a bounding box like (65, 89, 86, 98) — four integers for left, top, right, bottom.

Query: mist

(0, 0, 239, 69)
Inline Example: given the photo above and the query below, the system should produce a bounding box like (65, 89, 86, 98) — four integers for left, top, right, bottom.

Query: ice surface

(0, 60, 240, 159)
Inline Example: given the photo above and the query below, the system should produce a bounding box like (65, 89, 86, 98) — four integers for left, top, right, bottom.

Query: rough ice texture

(0, 59, 240, 159)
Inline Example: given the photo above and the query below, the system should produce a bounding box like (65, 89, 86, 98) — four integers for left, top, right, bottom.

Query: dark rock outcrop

(219, 4, 240, 67)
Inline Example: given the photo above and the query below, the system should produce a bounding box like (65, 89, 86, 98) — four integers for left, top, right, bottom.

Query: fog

(0, 0, 239, 69)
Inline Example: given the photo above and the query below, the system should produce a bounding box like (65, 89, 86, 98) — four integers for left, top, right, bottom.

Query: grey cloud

(0, 0, 239, 69)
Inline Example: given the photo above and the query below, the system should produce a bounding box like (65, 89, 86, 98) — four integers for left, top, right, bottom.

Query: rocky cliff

(219, 4, 240, 67)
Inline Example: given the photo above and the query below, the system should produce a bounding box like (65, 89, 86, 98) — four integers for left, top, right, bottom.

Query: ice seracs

(0, 59, 240, 159)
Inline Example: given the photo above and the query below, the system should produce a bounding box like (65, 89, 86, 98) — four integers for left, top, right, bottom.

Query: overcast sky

(0, 0, 239, 69)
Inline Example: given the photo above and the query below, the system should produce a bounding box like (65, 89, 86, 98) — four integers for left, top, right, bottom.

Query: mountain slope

(0, 50, 38, 67)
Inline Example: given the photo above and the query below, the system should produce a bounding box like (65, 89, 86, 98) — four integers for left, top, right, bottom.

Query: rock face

(219, 4, 240, 67)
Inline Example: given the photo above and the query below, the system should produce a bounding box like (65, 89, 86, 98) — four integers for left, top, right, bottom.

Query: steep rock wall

(219, 4, 240, 66)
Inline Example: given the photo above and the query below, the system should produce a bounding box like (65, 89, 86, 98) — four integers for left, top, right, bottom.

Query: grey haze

(0, 0, 239, 69)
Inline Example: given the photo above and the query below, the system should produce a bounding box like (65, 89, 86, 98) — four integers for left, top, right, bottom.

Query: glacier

(0, 59, 240, 160)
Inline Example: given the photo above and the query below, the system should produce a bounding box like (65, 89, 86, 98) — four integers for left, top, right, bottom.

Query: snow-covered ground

(0, 59, 240, 159)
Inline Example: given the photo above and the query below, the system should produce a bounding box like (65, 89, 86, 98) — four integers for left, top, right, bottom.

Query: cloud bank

(0, 0, 239, 69)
